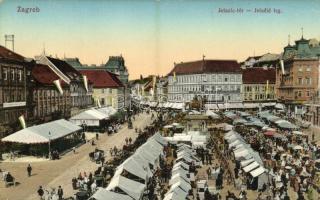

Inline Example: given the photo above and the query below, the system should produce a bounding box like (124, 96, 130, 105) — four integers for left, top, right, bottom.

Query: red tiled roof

(168, 60, 241, 75)
(80, 70, 124, 88)
(32, 64, 67, 86)
(242, 68, 276, 84)
(47, 56, 81, 79)
(0, 45, 25, 61)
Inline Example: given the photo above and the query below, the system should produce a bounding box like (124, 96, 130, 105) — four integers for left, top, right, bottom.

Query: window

(18, 70, 22, 81)
(11, 69, 15, 80)
(305, 77, 312, 85)
(298, 91, 302, 97)
(212, 75, 216, 82)
(298, 67, 303, 72)
(306, 67, 311, 72)
(298, 78, 303, 85)
(306, 91, 310, 97)
(225, 77, 228, 82)
(3, 68, 7, 80)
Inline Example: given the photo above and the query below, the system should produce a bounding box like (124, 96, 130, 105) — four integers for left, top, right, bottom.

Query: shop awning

(70, 109, 109, 120)
(1, 119, 81, 144)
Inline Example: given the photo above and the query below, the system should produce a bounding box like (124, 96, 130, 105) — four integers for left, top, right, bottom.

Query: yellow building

(80, 70, 125, 110)
(242, 68, 276, 102)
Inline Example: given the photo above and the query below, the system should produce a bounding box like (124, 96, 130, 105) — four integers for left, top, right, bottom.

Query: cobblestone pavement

(0, 112, 153, 200)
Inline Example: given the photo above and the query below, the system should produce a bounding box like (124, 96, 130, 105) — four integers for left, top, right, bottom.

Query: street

(0, 112, 153, 200)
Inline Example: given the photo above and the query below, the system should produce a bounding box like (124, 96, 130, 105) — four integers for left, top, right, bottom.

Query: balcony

(3, 101, 26, 108)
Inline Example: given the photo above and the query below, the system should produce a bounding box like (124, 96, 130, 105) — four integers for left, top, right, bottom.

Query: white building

(167, 60, 242, 104)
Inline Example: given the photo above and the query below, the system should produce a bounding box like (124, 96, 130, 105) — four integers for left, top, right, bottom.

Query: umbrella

(292, 131, 306, 136)
(264, 131, 275, 136)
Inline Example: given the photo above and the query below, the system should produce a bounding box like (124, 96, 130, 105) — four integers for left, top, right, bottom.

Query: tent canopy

(1, 119, 81, 144)
(250, 166, 266, 177)
(243, 161, 260, 172)
(96, 106, 117, 116)
(70, 109, 109, 120)
(106, 175, 145, 200)
(92, 188, 133, 200)
(116, 157, 149, 181)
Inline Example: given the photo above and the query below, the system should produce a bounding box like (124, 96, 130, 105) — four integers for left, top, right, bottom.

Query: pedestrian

(27, 164, 32, 177)
(101, 156, 105, 166)
(129, 137, 132, 144)
(37, 186, 44, 200)
(57, 185, 63, 200)
(96, 133, 99, 140)
(125, 137, 129, 145)
(73, 147, 76, 154)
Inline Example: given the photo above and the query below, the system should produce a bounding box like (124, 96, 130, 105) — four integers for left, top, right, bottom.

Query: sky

(1, 0, 320, 80)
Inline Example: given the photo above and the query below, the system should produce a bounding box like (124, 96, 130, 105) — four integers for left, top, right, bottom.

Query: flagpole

(48, 131, 51, 160)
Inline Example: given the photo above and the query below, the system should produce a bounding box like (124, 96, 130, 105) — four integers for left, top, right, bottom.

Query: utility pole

(5, 34, 14, 51)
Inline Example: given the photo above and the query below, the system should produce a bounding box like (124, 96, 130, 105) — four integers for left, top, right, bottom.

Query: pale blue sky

(1, 0, 320, 79)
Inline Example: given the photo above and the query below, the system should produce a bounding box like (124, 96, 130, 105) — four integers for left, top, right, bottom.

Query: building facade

(31, 64, 71, 122)
(242, 68, 276, 102)
(105, 56, 129, 84)
(65, 56, 130, 109)
(156, 77, 168, 102)
(167, 60, 242, 103)
(80, 70, 125, 110)
(276, 37, 320, 115)
(37, 55, 93, 116)
(0, 45, 34, 137)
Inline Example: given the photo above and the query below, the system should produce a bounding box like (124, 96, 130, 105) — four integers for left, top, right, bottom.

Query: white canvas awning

(169, 174, 190, 185)
(92, 188, 133, 200)
(169, 181, 191, 193)
(243, 161, 260, 172)
(1, 119, 81, 144)
(250, 166, 266, 177)
(70, 109, 109, 120)
(116, 157, 149, 181)
(240, 158, 255, 167)
(96, 106, 117, 116)
(173, 161, 189, 170)
(106, 175, 145, 200)
(164, 189, 188, 200)
(205, 110, 219, 119)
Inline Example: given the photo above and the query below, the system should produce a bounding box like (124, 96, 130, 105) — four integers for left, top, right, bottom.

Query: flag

(150, 88, 154, 96)
(280, 60, 285, 75)
(53, 80, 63, 95)
(96, 98, 101, 108)
(18, 115, 26, 129)
(83, 75, 88, 92)
(173, 71, 176, 82)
